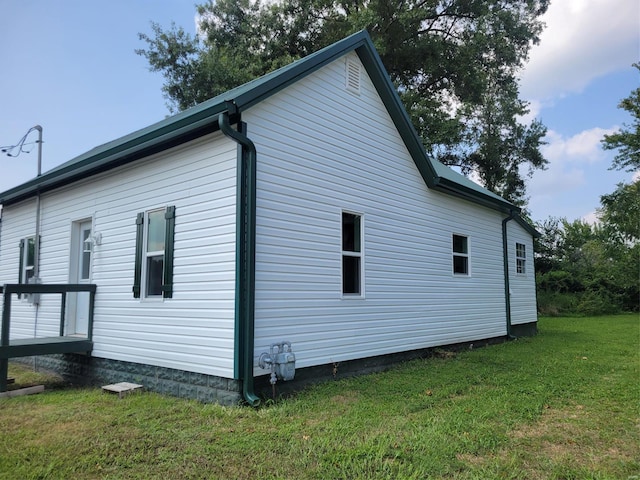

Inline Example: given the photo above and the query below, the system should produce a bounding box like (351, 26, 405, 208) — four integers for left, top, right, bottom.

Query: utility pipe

(33, 125, 42, 282)
(218, 109, 261, 407)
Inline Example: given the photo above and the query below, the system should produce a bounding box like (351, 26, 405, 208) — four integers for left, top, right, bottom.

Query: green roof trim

(0, 30, 533, 232)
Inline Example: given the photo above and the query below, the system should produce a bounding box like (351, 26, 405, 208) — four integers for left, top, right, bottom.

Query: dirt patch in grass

(458, 403, 638, 478)
(330, 391, 360, 405)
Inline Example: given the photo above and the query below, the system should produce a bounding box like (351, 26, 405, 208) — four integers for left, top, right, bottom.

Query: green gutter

(218, 108, 260, 407)
(502, 212, 515, 339)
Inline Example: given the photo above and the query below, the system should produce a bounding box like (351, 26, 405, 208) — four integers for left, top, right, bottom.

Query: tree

(533, 216, 563, 275)
(137, 0, 549, 205)
(599, 180, 640, 243)
(535, 181, 640, 315)
(456, 79, 547, 206)
(601, 63, 640, 172)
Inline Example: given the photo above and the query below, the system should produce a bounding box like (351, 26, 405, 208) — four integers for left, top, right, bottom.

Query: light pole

(2, 125, 43, 281)
(33, 125, 42, 282)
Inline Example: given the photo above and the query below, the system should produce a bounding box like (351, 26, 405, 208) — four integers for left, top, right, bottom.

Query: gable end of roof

(0, 29, 520, 222)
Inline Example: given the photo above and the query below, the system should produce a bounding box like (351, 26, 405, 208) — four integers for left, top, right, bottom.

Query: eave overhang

(0, 108, 229, 206)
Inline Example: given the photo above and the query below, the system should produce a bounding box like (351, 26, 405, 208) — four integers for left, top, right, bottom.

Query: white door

(70, 221, 92, 336)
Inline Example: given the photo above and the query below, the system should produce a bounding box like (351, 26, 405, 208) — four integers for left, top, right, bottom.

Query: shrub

(536, 291, 578, 316)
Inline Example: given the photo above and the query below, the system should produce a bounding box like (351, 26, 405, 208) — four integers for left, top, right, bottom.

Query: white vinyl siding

(247, 52, 511, 373)
(508, 222, 537, 325)
(0, 132, 238, 378)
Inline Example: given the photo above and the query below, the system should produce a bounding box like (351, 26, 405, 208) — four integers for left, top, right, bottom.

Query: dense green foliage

(535, 181, 640, 315)
(601, 63, 640, 172)
(137, 0, 549, 206)
(537, 72, 640, 316)
(2, 315, 638, 479)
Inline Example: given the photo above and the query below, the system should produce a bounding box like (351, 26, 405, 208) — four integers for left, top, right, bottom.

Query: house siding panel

(248, 53, 511, 373)
(0, 132, 238, 378)
(508, 222, 538, 325)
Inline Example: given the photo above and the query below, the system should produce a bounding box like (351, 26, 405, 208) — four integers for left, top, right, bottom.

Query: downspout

(218, 108, 261, 407)
(502, 211, 515, 339)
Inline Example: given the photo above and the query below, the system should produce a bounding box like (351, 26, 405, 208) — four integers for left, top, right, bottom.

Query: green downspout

(502, 211, 515, 339)
(218, 108, 261, 407)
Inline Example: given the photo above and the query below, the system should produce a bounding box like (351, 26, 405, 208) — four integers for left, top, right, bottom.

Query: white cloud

(542, 127, 618, 164)
(582, 211, 600, 225)
(520, 0, 639, 101)
(632, 170, 640, 182)
(528, 163, 586, 198)
(527, 127, 615, 204)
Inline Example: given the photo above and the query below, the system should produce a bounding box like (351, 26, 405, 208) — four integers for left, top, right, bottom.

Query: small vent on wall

(346, 58, 361, 95)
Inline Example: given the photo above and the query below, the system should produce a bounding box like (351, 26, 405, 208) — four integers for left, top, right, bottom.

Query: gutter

(502, 211, 516, 339)
(218, 107, 261, 407)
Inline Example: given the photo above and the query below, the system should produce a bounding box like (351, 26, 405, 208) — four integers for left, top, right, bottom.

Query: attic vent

(345, 58, 361, 94)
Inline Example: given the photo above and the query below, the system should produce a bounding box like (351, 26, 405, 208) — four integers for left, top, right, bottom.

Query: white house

(0, 31, 538, 405)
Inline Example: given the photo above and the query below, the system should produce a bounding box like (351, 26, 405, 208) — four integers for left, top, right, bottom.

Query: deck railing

(0, 283, 97, 392)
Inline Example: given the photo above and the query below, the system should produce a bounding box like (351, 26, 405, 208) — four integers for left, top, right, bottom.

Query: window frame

(133, 206, 175, 300)
(516, 242, 527, 275)
(452, 233, 470, 276)
(18, 235, 37, 300)
(144, 208, 166, 298)
(341, 210, 364, 298)
(19, 236, 36, 285)
(80, 223, 93, 282)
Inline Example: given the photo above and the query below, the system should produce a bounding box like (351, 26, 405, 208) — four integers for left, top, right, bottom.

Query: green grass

(1, 315, 638, 479)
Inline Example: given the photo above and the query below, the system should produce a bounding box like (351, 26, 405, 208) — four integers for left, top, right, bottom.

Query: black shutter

(18, 239, 25, 284)
(18, 239, 25, 299)
(162, 206, 176, 299)
(132, 212, 144, 298)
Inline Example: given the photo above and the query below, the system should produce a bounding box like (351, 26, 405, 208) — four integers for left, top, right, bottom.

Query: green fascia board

(0, 29, 518, 218)
(514, 215, 541, 238)
(354, 39, 439, 187)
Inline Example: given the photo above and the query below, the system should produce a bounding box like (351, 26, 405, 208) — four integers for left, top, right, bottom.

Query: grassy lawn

(1, 315, 638, 479)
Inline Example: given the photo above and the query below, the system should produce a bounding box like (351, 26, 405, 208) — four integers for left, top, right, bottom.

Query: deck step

(102, 382, 144, 398)
(0, 385, 45, 398)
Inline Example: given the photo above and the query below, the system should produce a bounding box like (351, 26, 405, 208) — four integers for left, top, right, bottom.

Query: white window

(516, 242, 526, 274)
(19, 236, 36, 284)
(452, 234, 469, 275)
(144, 209, 166, 297)
(342, 211, 363, 295)
(133, 206, 176, 299)
(80, 227, 92, 281)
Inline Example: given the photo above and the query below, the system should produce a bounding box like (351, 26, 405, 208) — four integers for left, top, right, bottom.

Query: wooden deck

(0, 336, 93, 359)
(1, 283, 97, 392)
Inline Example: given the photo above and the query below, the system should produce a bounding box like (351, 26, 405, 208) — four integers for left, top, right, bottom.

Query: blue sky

(1, 0, 638, 223)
